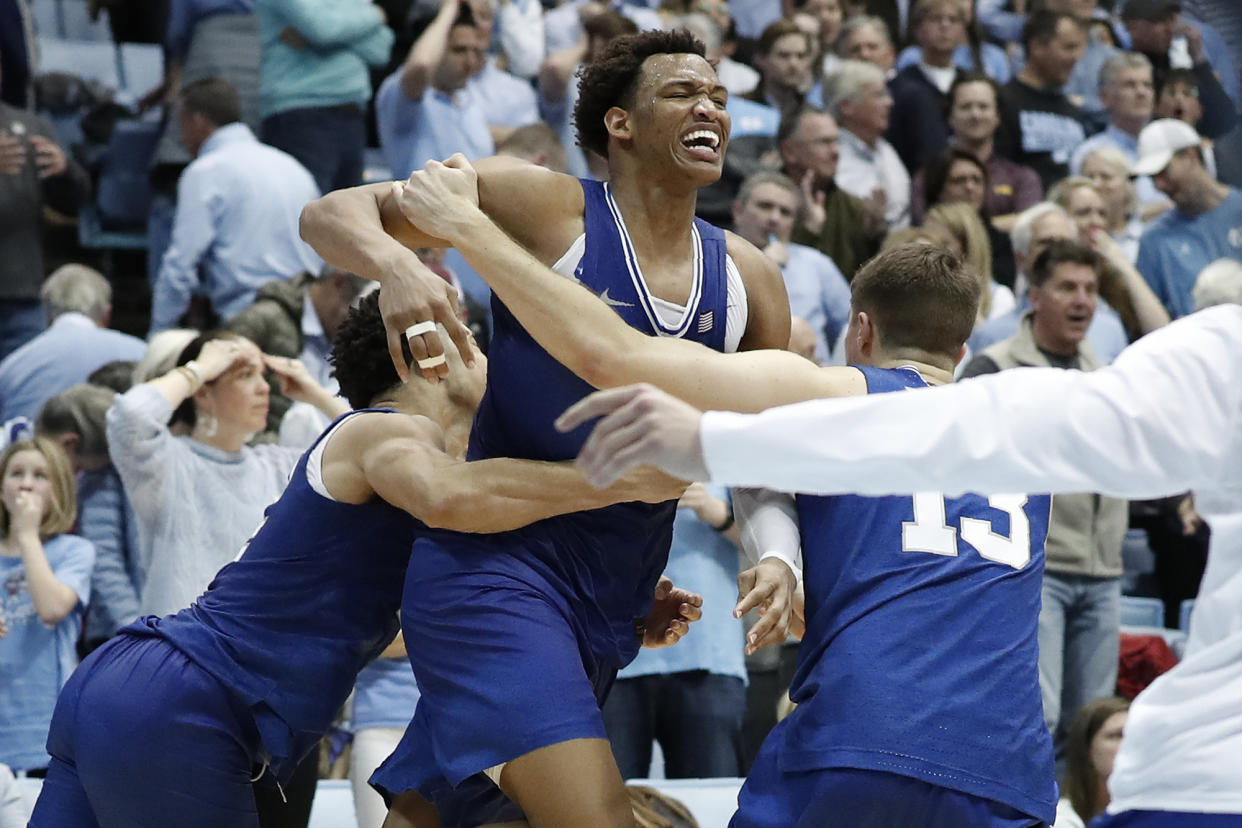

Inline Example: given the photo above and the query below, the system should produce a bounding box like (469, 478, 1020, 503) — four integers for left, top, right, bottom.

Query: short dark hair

(1157, 67, 1198, 98)
(948, 71, 1000, 111)
(756, 19, 809, 57)
(922, 147, 988, 207)
(180, 77, 242, 127)
(330, 291, 405, 410)
(777, 104, 827, 145)
(850, 244, 980, 357)
(87, 360, 136, 394)
(1029, 239, 1102, 288)
(1022, 8, 1080, 49)
(574, 28, 707, 159)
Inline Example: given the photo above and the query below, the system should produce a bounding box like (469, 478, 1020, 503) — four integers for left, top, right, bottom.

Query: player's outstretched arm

(393, 156, 866, 413)
(327, 412, 687, 533)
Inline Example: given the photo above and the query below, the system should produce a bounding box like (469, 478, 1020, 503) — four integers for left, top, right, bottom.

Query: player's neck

(872, 355, 956, 385)
(386, 386, 477, 459)
(606, 167, 701, 248)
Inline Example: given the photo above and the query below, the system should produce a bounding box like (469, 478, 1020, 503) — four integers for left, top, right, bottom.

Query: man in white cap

(1133, 117, 1242, 317)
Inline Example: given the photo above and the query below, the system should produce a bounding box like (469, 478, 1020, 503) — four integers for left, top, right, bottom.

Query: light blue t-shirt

(467, 58, 539, 131)
(0, 534, 95, 771)
(353, 657, 421, 731)
(376, 73, 495, 180)
(1136, 188, 1242, 318)
(726, 96, 781, 140)
(782, 243, 851, 364)
(618, 484, 747, 683)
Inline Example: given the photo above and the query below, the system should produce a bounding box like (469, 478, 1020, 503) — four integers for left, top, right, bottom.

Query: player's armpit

(725, 231, 791, 352)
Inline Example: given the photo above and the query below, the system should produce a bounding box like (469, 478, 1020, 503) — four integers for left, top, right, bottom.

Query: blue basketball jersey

(456, 178, 732, 664)
(783, 366, 1056, 822)
(127, 409, 423, 780)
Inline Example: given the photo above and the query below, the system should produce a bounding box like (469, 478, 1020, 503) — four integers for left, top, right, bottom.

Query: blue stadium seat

(1180, 599, 1195, 633)
(1120, 596, 1164, 629)
(79, 117, 161, 251)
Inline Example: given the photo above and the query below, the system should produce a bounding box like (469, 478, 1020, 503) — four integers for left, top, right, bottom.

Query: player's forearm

(300, 184, 430, 284)
(427, 459, 651, 533)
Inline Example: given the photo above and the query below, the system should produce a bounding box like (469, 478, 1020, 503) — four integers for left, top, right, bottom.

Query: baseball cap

(1132, 118, 1200, 176)
(1121, 0, 1180, 21)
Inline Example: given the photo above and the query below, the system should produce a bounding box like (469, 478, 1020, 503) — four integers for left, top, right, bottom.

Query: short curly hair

(330, 291, 406, 410)
(573, 29, 707, 159)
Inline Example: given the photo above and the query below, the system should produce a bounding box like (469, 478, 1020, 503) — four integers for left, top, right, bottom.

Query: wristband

(759, 549, 803, 583)
(715, 503, 735, 532)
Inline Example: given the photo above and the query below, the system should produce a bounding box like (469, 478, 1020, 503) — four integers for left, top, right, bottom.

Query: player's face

(948, 81, 1000, 143)
(629, 53, 731, 182)
(733, 182, 797, 246)
(1102, 66, 1154, 123)
(940, 159, 985, 209)
(1090, 710, 1127, 779)
(1030, 261, 1098, 352)
(204, 339, 271, 436)
(1065, 185, 1108, 238)
(1, 449, 52, 522)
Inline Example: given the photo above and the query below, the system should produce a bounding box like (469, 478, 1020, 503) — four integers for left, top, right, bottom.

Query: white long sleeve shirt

(700, 304, 1242, 815)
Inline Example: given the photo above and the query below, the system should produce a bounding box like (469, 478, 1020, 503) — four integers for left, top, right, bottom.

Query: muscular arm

(394, 160, 862, 412)
(701, 307, 1242, 499)
(325, 413, 681, 533)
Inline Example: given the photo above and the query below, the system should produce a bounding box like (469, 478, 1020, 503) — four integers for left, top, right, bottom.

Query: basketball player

(26, 293, 690, 828)
(300, 30, 793, 827)
(386, 155, 1059, 827)
(566, 306, 1242, 828)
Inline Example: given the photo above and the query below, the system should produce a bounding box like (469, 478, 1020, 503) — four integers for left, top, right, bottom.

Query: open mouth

(680, 129, 722, 160)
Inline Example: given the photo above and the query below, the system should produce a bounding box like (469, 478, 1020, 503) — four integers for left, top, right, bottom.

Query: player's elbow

(416, 489, 479, 531)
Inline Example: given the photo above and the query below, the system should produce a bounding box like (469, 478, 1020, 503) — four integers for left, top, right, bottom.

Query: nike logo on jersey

(598, 288, 635, 308)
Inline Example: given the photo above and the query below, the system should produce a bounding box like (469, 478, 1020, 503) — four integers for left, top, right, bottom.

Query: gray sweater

(106, 384, 300, 617)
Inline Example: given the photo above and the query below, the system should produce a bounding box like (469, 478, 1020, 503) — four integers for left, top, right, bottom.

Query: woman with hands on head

(0, 437, 94, 776)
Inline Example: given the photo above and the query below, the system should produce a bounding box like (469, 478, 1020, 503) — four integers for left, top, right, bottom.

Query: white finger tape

(404, 321, 437, 339)
(416, 353, 447, 370)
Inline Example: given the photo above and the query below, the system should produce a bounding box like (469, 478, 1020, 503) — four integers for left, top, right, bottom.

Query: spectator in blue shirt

(151, 77, 322, 334)
(375, 0, 494, 179)
(1134, 118, 1242, 318)
(0, 265, 145, 425)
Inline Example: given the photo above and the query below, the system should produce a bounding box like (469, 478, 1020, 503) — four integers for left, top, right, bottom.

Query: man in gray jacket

(962, 239, 1128, 753)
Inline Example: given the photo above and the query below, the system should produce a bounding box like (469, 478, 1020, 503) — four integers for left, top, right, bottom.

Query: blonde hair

(1047, 175, 1101, 212)
(923, 202, 994, 319)
(0, 437, 78, 539)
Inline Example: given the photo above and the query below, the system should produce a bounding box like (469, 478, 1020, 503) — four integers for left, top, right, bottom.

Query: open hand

(641, 575, 703, 648)
(734, 557, 796, 654)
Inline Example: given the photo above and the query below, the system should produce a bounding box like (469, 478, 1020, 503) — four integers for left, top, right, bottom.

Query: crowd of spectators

(1, 0, 1240, 823)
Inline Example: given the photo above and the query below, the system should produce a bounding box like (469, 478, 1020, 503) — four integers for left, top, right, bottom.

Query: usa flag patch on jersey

(698, 311, 714, 333)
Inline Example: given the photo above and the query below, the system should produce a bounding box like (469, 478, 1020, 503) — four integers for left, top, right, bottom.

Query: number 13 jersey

(788, 365, 1056, 823)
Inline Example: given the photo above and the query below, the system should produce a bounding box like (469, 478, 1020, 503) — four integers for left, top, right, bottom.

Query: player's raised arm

(325, 411, 686, 534)
(393, 155, 864, 413)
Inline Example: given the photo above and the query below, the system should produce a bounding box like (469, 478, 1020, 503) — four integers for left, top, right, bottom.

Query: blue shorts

(733, 738, 1045, 828)
(370, 537, 620, 818)
(1091, 812, 1242, 827)
(29, 634, 265, 828)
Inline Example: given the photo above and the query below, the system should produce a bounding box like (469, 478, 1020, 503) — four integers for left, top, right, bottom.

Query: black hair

(1029, 238, 1102, 288)
(1021, 8, 1080, 49)
(922, 147, 988, 207)
(330, 291, 406, 410)
(574, 28, 707, 159)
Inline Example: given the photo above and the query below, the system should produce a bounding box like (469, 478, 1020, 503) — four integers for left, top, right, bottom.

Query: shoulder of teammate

(475, 155, 585, 262)
(724, 229, 791, 351)
(319, 410, 449, 505)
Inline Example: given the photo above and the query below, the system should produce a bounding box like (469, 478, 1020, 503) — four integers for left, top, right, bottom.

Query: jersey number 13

(901, 492, 1031, 569)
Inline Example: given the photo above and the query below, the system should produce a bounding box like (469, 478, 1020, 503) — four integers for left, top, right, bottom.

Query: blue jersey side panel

(785, 366, 1057, 821)
(446, 178, 733, 664)
(129, 409, 422, 777)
